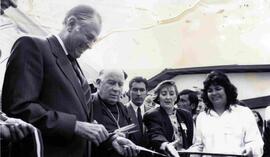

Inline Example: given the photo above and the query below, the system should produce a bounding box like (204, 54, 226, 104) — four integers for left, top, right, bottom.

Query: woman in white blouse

(188, 71, 263, 157)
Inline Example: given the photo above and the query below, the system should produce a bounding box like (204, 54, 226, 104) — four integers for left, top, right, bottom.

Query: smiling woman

(143, 80, 194, 157)
(188, 71, 264, 157)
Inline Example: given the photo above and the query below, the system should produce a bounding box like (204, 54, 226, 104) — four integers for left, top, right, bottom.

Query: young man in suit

(125, 77, 149, 156)
(177, 89, 199, 122)
(2, 5, 109, 157)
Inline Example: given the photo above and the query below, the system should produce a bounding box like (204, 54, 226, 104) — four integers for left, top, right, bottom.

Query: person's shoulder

(12, 35, 48, 52)
(176, 108, 191, 115)
(90, 93, 100, 105)
(232, 104, 254, 118)
(179, 108, 193, 116)
(124, 102, 132, 108)
(15, 35, 45, 44)
(233, 104, 251, 112)
(144, 107, 159, 118)
(266, 106, 270, 112)
(195, 110, 208, 121)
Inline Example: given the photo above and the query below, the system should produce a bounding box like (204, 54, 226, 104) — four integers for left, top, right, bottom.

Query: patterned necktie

(68, 56, 91, 105)
(137, 107, 143, 133)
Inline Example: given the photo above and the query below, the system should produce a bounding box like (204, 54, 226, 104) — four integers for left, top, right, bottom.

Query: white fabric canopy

(1, 0, 270, 89)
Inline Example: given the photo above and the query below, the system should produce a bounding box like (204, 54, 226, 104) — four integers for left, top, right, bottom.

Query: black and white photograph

(0, 0, 269, 157)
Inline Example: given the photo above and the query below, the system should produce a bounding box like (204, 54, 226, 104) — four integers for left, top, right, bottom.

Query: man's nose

(136, 90, 142, 95)
(112, 84, 121, 91)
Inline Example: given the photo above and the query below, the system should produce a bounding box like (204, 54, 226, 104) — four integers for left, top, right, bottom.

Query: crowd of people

(1, 2, 269, 157)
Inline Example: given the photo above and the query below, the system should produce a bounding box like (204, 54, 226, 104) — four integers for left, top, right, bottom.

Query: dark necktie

(137, 107, 143, 133)
(68, 56, 91, 105)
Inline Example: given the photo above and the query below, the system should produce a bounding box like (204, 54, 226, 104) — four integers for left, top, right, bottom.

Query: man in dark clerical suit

(91, 69, 140, 157)
(2, 5, 109, 157)
(125, 77, 149, 157)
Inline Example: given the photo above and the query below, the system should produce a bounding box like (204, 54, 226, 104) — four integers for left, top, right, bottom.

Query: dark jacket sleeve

(2, 37, 76, 142)
(176, 109, 194, 148)
(143, 110, 168, 150)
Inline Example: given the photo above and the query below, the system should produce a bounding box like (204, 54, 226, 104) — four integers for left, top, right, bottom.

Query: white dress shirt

(54, 34, 68, 55)
(189, 105, 263, 157)
(130, 101, 145, 117)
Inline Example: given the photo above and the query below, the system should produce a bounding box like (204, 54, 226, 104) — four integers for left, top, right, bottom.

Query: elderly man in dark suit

(2, 5, 109, 157)
(125, 76, 149, 157)
(91, 69, 140, 157)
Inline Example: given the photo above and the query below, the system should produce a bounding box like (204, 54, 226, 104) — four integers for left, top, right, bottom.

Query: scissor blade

(136, 145, 167, 156)
(125, 130, 140, 135)
(115, 123, 136, 133)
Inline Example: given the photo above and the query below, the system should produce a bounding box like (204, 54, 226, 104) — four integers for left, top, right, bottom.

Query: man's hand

(242, 147, 252, 157)
(144, 94, 157, 111)
(112, 136, 140, 157)
(165, 142, 180, 157)
(0, 124, 11, 139)
(1, 118, 35, 141)
(0, 0, 17, 14)
(74, 121, 109, 146)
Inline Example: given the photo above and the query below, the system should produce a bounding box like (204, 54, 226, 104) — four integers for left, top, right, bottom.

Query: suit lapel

(94, 95, 120, 128)
(127, 103, 144, 145)
(127, 103, 138, 125)
(46, 35, 89, 118)
(176, 109, 189, 148)
(159, 107, 174, 141)
(128, 103, 147, 133)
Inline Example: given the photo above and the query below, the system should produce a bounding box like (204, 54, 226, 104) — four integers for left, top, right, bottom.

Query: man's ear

(127, 90, 130, 98)
(96, 78, 101, 88)
(66, 16, 77, 32)
(191, 103, 196, 110)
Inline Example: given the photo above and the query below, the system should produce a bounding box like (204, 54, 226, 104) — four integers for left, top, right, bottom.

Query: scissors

(136, 145, 166, 156)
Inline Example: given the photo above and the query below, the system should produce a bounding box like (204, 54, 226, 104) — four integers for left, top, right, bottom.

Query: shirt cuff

(160, 142, 169, 151)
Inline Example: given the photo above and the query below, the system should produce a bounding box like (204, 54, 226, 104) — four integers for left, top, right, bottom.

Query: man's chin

(74, 52, 82, 58)
(133, 101, 143, 106)
(106, 98, 119, 105)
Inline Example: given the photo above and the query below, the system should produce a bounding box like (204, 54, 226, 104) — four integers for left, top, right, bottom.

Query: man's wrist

(0, 112, 8, 121)
(160, 142, 169, 151)
(74, 121, 83, 136)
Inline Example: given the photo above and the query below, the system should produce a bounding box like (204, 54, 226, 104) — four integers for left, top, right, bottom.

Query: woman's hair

(153, 80, 179, 104)
(253, 110, 263, 127)
(201, 71, 238, 111)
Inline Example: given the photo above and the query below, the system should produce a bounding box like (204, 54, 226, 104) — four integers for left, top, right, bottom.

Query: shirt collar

(54, 34, 69, 55)
(208, 105, 235, 117)
(130, 101, 144, 112)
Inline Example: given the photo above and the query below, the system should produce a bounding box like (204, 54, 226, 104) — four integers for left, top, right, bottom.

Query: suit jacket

(91, 94, 133, 157)
(125, 102, 148, 147)
(143, 107, 193, 151)
(2, 35, 92, 157)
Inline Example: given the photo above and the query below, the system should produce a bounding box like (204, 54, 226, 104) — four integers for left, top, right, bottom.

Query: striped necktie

(68, 55, 91, 105)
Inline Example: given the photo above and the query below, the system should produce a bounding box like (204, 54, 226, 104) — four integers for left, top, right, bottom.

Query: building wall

(168, 72, 270, 120)
(171, 72, 270, 100)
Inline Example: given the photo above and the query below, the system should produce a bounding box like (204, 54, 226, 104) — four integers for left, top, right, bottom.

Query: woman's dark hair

(153, 80, 179, 104)
(201, 71, 238, 111)
(252, 110, 263, 127)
